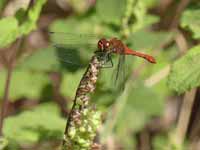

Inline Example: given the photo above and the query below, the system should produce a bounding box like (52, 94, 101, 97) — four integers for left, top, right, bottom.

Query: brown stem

(0, 0, 35, 136)
(0, 38, 23, 136)
(62, 55, 102, 148)
(170, 0, 191, 29)
(175, 89, 197, 145)
(0, 66, 13, 136)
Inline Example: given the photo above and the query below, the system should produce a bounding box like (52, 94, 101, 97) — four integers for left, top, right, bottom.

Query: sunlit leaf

(0, 137, 8, 150)
(153, 135, 169, 150)
(67, 0, 92, 14)
(0, 17, 19, 48)
(181, 8, 200, 39)
(142, 0, 159, 8)
(19, 46, 89, 72)
(3, 103, 65, 143)
(131, 0, 147, 32)
(116, 81, 163, 131)
(61, 70, 85, 98)
(96, 0, 126, 25)
(128, 30, 174, 50)
(0, 0, 46, 48)
(0, 70, 50, 100)
(19, 0, 47, 35)
(50, 17, 117, 37)
(101, 80, 163, 147)
(18, 47, 65, 72)
(168, 45, 200, 93)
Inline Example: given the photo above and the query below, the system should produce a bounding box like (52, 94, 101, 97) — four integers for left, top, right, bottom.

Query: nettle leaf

(3, 103, 65, 143)
(181, 9, 200, 39)
(0, 70, 50, 100)
(0, 17, 19, 48)
(168, 45, 200, 93)
(96, 0, 126, 25)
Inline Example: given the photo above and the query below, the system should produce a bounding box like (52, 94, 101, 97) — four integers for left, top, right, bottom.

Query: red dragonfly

(97, 37, 156, 63)
(49, 31, 156, 89)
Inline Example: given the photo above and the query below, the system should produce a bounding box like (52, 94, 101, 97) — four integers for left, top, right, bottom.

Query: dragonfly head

(98, 38, 111, 52)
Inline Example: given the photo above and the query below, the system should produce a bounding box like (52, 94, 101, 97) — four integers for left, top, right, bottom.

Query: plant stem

(175, 89, 197, 145)
(0, 38, 22, 136)
(62, 55, 103, 149)
(0, 0, 35, 137)
(0, 66, 13, 136)
(170, 0, 190, 29)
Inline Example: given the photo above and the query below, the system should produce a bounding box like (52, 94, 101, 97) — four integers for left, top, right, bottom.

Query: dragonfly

(49, 31, 156, 89)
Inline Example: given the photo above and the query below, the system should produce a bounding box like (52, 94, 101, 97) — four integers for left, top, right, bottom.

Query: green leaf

(153, 135, 169, 150)
(142, 14, 160, 28)
(50, 18, 95, 34)
(130, 0, 147, 32)
(142, 0, 159, 8)
(0, 17, 19, 48)
(0, 70, 50, 100)
(61, 70, 85, 98)
(116, 81, 163, 131)
(128, 30, 175, 50)
(18, 46, 87, 72)
(181, 8, 200, 39)
(96, 0, 126, 25)
(19, 0, 47, 35)
(0, 0, 6, 12)
(101, 80, 163, 147)
(67, 0, 92, 14)
(0, 137, 8, 150)
(3, 103, 65, 144)
(50, 16, 117, 37)
(168, 45, 200, 93)
(0, 0, 46, 48)
(18, 47, 64, 72)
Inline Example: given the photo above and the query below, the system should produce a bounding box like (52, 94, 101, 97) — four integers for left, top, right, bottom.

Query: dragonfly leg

(102, 54, 113, 68)
(95, 51, 113, 68)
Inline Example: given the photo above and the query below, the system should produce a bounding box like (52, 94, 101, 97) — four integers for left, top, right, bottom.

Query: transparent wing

(53, 45, 88, 66)
(48, 31, 101, 70)
(49, 31, 99, 48)
(113, 54, 127, 91)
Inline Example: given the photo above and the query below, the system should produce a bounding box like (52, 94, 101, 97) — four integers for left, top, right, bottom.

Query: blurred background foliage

(0, 0, 200, 149)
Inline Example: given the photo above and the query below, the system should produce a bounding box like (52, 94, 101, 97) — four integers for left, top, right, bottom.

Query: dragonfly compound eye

(98, 40, 104, 51)
(98, 38, 109, 51)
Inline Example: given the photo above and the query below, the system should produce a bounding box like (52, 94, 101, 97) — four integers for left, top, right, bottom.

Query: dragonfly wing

(113, 54, 126, 91)
(49, 31, 99, 69)
(53, 44, 93, 69)
(48, 31, 101, 71)
(49, 31, 98, 49)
